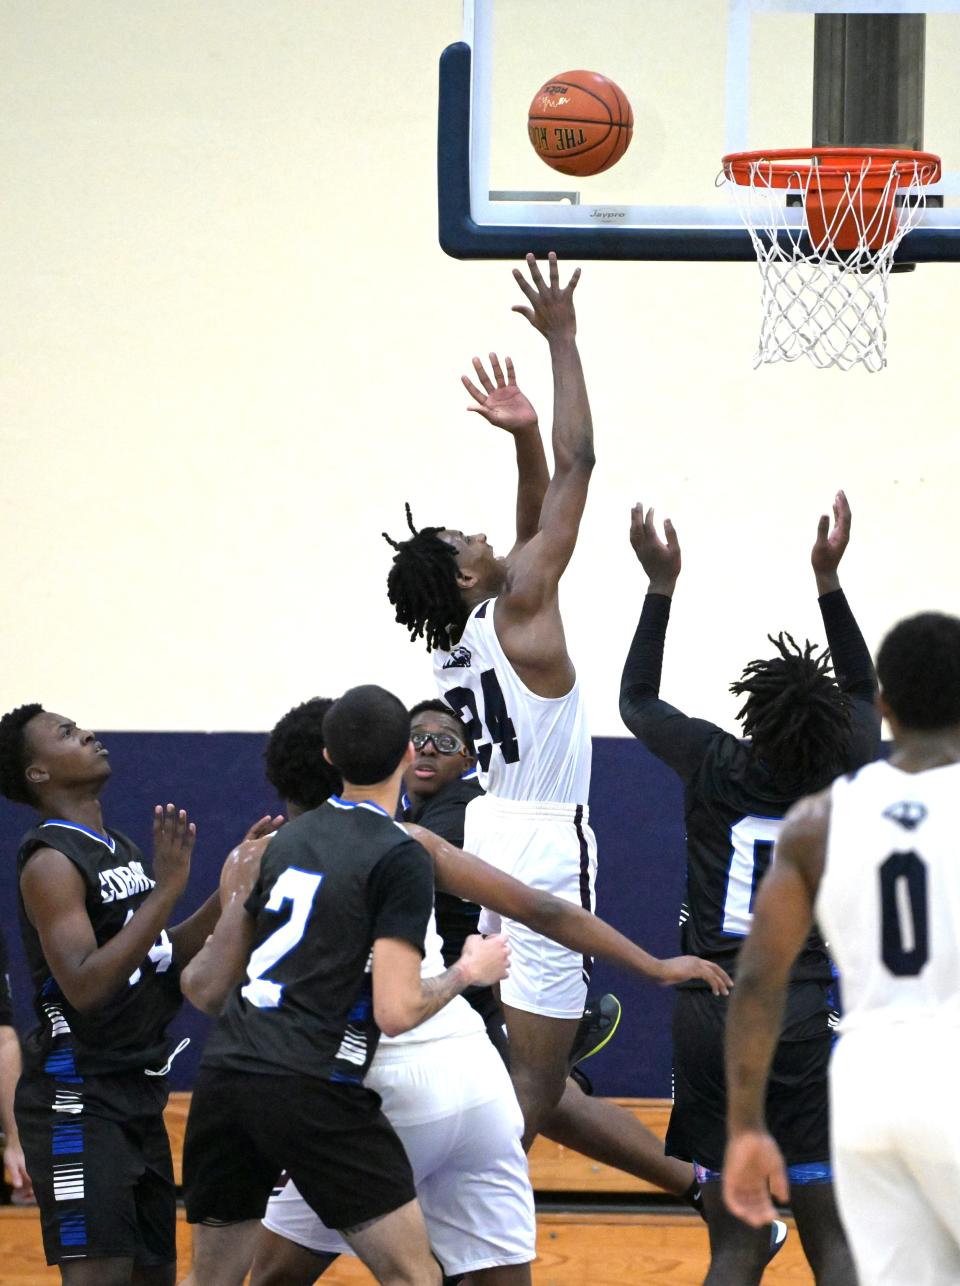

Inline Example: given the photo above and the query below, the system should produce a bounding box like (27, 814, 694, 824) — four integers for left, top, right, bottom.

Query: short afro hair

(731, 633, 850, 791)
(408, 699, 476, 757)
(877, 612, 960, 731)
(264, 698, 342, 810)
(383, 504, 466, 653)
(0, 703, 45, 805)
(322, 685, 410, 786)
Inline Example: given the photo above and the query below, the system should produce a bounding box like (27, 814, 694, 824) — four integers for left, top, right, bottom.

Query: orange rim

(723, 146, 941, 191)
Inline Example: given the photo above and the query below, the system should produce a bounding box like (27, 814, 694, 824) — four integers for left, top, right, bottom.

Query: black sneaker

(767, 1219, 788, 1263)
(569, 994, 622, 1067)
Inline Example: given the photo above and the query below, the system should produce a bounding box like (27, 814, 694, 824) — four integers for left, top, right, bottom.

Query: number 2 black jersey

(16, 821, 183, 1077)
(620, 589, 881, 981)
(201, 797, 434, 1084)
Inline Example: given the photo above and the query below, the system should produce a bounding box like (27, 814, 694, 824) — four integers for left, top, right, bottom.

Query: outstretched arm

(462, 353, 548, 553)
(409, 824, 732, 995)
(500, 253, 592, 610)
(619, 505, 723, 781)
(811, 490, 880, 764)
(723, 792, 830, 1226)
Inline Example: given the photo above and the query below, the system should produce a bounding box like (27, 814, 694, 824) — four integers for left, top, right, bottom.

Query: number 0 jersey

(201, 797, 435, 1084)
(434, 598, 592, 804)
(16, 821, 183, 1078)
(819, 759, 960, 1033)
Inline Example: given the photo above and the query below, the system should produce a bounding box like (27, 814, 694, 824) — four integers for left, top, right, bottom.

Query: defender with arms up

(619, 495, 872, 1286)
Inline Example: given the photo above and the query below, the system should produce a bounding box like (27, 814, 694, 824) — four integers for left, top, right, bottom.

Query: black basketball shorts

(15, 1071, 176, 1267)
(666, 980, 835, 1174)
(183, 1066, 416, 1232)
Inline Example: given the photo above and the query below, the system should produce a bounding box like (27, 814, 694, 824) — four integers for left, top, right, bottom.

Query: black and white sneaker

(569, 994, 622, 1067)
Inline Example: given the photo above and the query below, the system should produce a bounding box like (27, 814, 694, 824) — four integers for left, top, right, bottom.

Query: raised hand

(152, 804, 196, 900)
(462, 354, 539, 435)
(723, 1129, 790, 1227)
(457, 932, 511, 987)
(242, 814, 285, 843)
(512, 251, 580, 340)
(811, 489, 851, 594)
(656, 954, 733, 996)
(630, 504, 681, 596)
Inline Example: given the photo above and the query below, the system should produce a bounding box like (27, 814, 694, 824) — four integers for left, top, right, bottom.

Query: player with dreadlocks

(383, 252, 618, 1155)
(619, 491, 874, 1286)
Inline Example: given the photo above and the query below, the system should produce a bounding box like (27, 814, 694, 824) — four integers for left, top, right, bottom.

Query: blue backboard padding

(0, 732, 687, 1096)
(438, 41, 960, 263)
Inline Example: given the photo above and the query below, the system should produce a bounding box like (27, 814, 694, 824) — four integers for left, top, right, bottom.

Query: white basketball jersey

(818, 759, 960, 1034)
(381, 908, 483, 1048)
(433, 598, 592, 805)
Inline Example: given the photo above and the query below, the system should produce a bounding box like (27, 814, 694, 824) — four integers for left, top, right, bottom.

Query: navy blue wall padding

(438, 41, 960, 264)
(0, 734, 687, 1097)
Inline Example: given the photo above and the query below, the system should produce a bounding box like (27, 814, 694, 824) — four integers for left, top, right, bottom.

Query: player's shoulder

(18, 819, 132, 875)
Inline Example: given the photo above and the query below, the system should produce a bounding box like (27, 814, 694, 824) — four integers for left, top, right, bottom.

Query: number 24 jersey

(434, 598, 592, 805)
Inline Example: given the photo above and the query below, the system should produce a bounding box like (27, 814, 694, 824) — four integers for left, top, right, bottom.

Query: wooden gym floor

(0, 1097, 816, 1284)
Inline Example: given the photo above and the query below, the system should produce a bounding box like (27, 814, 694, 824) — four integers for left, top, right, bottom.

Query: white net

(723, 152, 940, 372)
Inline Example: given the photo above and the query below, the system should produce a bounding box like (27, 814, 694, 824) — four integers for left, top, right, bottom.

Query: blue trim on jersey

(327, 796, 389, 817)
(51, 1122, 84, 1156)
(695, 1159, 832, 1185)
(461, 766, 478, 781)
(329, 1069, 362, 1085)
(59, 1213, 88, 1248)
(39, 820, 116, 853)
(787, 1161, 833, 1185)
(43, 1048, 82, 1083)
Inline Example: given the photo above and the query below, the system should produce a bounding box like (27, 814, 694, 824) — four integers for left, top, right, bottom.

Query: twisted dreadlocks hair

(0, 702, 44, 805)
(730, 633, 850, 791)
(382, 504, 467, 653)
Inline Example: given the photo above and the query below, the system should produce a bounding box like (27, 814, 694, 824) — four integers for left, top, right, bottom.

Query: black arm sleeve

(367, 841, 435, 956)
(619, 592, 724, 783)
(818, 589, 881, 768)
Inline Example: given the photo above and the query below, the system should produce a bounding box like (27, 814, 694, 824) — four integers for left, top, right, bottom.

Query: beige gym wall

(2, 1, 957, 735)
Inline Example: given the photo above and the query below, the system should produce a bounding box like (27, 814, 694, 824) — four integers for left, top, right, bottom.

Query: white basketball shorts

(465, 793, 598, 1020)
(261, 1030, 535, 1276)
(830, 1021, 960, 1286)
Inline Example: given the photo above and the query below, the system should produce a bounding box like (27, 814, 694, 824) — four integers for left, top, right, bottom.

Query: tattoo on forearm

(417, 963, 467, 1020)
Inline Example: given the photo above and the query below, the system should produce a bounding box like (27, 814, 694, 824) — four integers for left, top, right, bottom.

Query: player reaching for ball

(383, 253, 723, 1149)
(619, 495, 874, 1285)
(382, 252, 595, 1149)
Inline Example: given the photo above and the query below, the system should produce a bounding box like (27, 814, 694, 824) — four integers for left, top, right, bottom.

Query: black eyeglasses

(411, 731, 467, 755)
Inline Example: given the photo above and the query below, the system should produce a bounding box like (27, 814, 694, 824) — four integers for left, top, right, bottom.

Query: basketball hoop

(721, 147, 942, 371)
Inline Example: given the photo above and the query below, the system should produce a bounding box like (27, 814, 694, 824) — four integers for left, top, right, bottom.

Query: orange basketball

(527, 70, 633, 177)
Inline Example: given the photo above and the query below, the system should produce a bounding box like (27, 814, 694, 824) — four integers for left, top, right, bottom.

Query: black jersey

(16, 821, 184, 1077)
(620, 589, 881, 982)
(0, 925, 14, 1028)
(202, 796, 434, 1084)
(405, 772, 484, 969)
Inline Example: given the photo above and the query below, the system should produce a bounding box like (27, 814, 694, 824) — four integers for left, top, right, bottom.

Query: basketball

(527, 70, 633, 177)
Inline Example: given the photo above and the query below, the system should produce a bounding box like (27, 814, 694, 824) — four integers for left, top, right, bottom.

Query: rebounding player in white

(723, 611, 960, 1285)
(384, 253, 716, 1146)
